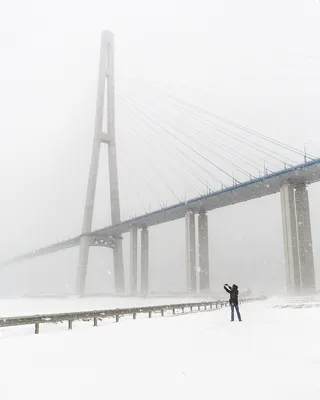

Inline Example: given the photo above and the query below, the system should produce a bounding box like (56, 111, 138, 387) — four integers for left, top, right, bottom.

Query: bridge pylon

(76, 31, 124, 296)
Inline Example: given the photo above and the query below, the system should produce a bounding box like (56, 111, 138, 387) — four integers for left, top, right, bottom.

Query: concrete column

(198, 212, 210, 292)
(295, 184, 316, 293)
(280, 183, 301, 294)
(113, 240, 125, 294)
(76, 236, 91, 295)
(130, 226, 138, 295)
(185, 210, 196, 293)
(141, 227, 149, 296)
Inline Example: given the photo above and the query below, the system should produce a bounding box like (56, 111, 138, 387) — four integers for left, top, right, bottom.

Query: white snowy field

(0, 297, 319, 400)
(0, 295, 217, 317)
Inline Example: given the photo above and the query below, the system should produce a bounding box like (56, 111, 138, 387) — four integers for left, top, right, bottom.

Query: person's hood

(232, 284, 238, 290)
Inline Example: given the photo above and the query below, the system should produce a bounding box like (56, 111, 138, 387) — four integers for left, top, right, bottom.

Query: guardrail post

(198, 305, 201, 311)
(148, 311, 152, 318)
(182, 307, 184, 313)
(116, 315, 119, 323)
(161, 309, 164, 317)
(190, 305, 193, 312)
(173, 308, 175, 315)
(68, 320, 73, 330)
(133, 312, 136, 319)
(93, 317, 98, 326)
(35, 322, 39, 334)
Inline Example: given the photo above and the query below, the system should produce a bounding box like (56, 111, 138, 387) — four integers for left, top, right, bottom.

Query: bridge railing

(0, 297, 264, 334)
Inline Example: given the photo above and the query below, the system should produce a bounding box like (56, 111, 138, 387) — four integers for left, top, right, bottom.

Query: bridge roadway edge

(2, 159, 320, 265)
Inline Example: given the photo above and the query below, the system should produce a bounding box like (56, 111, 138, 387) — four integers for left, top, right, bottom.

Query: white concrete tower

(76, 31, 124, 295)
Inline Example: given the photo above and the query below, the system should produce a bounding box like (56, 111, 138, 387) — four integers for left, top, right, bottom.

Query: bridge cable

(118, 123, 183, 203)
(118, 138, 167, 209)
(127, 94, 264, 179)
(136, 96, 269, 173)
(117, 94, 241, 185)
(118, 95, 230, 189)
(129, 85, 298, 166)
(102, 142, 149, 218)
(122, 82, 296, 168)
(119, 99, 218, 192)
(131, 79, 315, 160)
(126, 119, 202, 197)
(125, 90, 280, 171)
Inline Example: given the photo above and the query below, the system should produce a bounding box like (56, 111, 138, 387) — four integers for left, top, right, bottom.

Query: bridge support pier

(295, 184, 316, 293)
(76, 236, 91, 295)
(129, 226, 138, 295)
(141, 227, 149, 296)
(185, 210, 196, 293)
(113, 239, 125, 294)
(280, 183, 301, 294)
(198, 211, 210, 292)
(280, 182, 315, 294)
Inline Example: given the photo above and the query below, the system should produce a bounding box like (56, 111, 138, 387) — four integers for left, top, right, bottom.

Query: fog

(0, 0, 320, 296)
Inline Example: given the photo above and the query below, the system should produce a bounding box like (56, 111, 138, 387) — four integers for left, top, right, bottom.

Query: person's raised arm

(224, 284, 231, 294)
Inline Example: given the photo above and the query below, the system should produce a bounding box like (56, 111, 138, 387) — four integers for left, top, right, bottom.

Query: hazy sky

(0, 0, 320, 295)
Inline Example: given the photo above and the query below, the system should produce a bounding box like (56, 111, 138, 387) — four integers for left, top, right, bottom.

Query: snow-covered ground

(0, 295, 217, 317)
(0, 297, 319, 399)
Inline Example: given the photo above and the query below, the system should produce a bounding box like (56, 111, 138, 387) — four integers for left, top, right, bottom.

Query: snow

(0, 295, 217, 317)
(1, 297, 320, 399)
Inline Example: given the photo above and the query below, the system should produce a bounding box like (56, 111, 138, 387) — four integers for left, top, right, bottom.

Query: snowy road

(0, 297, 319, 400)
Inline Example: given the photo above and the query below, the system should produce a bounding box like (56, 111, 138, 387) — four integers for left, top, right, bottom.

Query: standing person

(224, 284, 242, 322)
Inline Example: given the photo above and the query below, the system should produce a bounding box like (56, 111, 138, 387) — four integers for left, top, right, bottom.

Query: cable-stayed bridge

(1, 31, 319, 296)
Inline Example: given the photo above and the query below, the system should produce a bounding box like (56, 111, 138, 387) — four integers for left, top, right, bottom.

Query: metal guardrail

(0, 298, 262, 334)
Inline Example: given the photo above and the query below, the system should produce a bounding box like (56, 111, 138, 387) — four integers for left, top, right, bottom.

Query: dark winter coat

(224, 284, 239, 305)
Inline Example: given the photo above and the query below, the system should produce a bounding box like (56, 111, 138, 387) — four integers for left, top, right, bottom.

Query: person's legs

(230, 303, 235, 321)
(235, 304, 242, 321)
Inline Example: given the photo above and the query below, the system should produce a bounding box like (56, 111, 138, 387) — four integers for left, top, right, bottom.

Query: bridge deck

(2, 159, 320, 264)
(96, 158, 320, 237)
